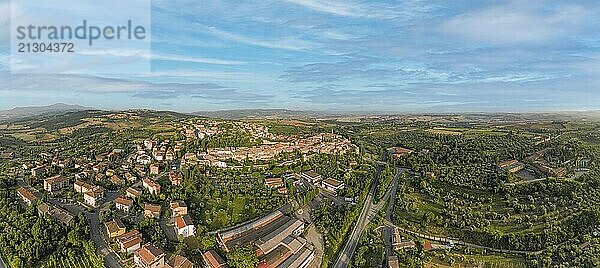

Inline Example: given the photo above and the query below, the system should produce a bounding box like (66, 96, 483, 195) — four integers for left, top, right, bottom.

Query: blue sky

(1, 0, 600, 112)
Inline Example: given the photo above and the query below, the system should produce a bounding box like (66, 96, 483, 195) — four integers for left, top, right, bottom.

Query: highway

(333, 165, 403, 268)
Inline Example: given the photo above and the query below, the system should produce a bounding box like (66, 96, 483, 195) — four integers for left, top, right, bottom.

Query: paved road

(0, 254, 6, 268)
(50, 192, 123, 268)
(87, 212, 123, 268)
(333, 165, 402, 268)
(333, 162, 382, 268)
(382, 168, 403, 261)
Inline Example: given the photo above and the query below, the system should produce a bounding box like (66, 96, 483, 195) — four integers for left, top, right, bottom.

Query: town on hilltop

(1, 110, 600, 268)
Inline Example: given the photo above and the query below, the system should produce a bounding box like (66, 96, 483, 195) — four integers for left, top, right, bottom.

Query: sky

(1, 0, 600, 113)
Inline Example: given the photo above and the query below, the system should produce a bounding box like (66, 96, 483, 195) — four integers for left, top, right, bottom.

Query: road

(296, 205, 325, 268)
(87, 212, 123, 268)
(382, 168, 403, 261)
(50, 191, 123, 268)
(0, 254, 6, 268)
(333, 165, 402, 268)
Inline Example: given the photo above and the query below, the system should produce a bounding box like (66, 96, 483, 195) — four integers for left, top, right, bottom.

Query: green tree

(227, 245, 259, 268)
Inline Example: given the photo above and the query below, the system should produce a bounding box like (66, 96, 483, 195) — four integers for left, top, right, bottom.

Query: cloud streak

(442, 1, 593, 44)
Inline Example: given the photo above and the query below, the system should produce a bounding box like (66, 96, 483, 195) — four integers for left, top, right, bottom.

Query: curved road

(49, 191, 123, 268)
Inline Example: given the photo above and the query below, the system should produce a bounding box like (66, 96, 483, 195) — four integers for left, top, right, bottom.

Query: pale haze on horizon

(0, 0, 599, 113)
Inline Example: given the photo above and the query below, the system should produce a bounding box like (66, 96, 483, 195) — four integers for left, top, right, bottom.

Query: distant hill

(192, 109, 334, 119)
(0, 103, 92, 121)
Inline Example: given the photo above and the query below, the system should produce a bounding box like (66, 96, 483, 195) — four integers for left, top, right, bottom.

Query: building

(215, 209, 314, 267)
(273, 243, 315, 268)
(134, 243, 165, 268)
(254, 218, 305, 255)
(506, 163, 525, 173)
(0, 151, 15, 159)
(301, 171, 322, 184)
(387, 255, 400, 268)
(150, 163, 160, 175)
(43, 175, 70, 193)
(118, 230, 142, 254)
(31, 165, 47, 178)
(143, 178, 161, 195)
(202, 250, 228, 268)
(321, 178, 345, 193)
(138, 155, 152, 165)
(536, 162, 567, 178)
(277, 187, 288, 194)
(392, 228, 416, 250)
(175, 215, 196, 238)
(74, 180, 93, 193)
(37, 202, 54, 216)
(16, 187, 38, 206)
(144, 140, 156, 150)
(264, 177, 284, 188)
(170, 200, 188, 216)
(169, 171, 183, 185)
(109, 175, 125, 186)
(125, 172, 137, 182)
(84, 186, 105, 207)
(167, 254, 194, 268)
(126, 187, 141, 199)
(498, 160, 525, 174)
(105, 218, 126, 238)
(144, 203, 161, 219)
(217, 210, 285, 252)
(390, 147, 413, 158)
(115, 196, 133, 213)
(153, 149, 165, 161)
(38, 202, 74, 228)
(498, 159, 519, 169)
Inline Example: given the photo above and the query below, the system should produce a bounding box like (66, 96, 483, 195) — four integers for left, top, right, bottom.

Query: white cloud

(133, 70, 255, 81)
(282, 0, 437, 20)
(442, 2, 591, 44)
(77, 49, 245, 65)
(283, 0, 361, 17)
(197, 24, 316, 51)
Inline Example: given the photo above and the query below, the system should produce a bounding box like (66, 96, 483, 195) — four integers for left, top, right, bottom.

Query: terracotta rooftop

(145, 203, 161, 213)
(115, 196, 133, 206)
(167, 254, 193, 268)
(175, 215, 194, 229)
(44, 175, 69, 185)
(135, 243, 165, 266)
(16, 187, 38, 202)
(202, 250, 228, 268)
(322, 178, 343, 187)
